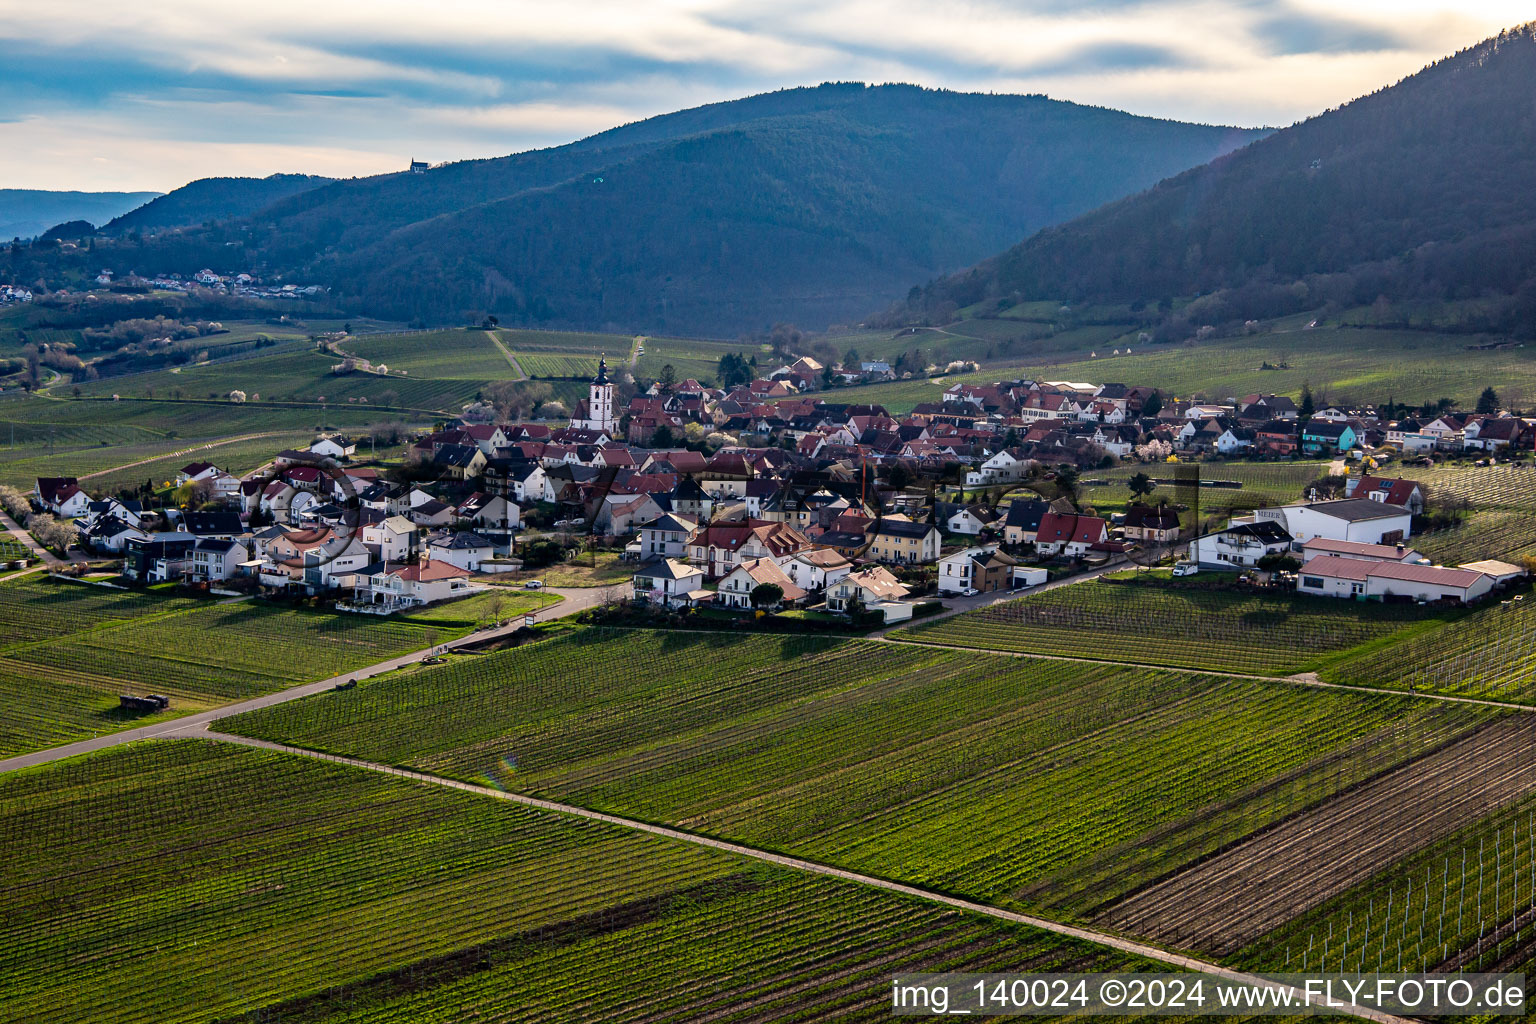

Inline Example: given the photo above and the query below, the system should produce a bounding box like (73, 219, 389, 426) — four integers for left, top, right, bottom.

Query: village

(14, 354, 1533, 628)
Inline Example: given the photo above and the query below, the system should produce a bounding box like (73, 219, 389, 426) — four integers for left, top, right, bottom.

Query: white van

(1172, 561, 1199, 577)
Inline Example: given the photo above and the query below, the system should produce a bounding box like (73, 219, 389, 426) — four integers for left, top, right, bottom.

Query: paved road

(0, 508, 62, 566)
(0, 584, 607, 775)
(196, 728, 1409, 1024)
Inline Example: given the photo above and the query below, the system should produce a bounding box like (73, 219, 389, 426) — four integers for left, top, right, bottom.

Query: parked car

(1172, 561, 1199, 577)
(524, 579, 544, 589)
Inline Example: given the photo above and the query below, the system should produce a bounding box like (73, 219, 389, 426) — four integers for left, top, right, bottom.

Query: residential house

(1121, 504, 1181, 543)
(717, 557, 807, 610)
(637, 513, 697, 560)
(1033, 511, 1108, 558)
(309, 435, 357, 459)
(1463, 417, 1523, 451)
(631, 558, 705, 608)
(781, 548, 852, 592)
(1002, 499, 1052, 546)
(865, 516, 942, 564)
(938, 545, 1018, 595)
(350, 559, 478, 611)
(1255, 498, 1412, 545)
(946, 504, 1000, 536)
(825, 565, 911, 618)
(34, 477, 90, 518)
(1300, 421, 1358, 454)
(1187, 520, 1294, 569)
(360, 514, 418, 563)
(189, 538, 251, 582)
(686, 519, 810, 578)
(425, 531, 496, 571)
(1344, 475, 1425, 515)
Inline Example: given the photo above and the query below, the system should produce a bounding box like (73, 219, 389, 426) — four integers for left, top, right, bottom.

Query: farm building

(1298, 555, 1493, 604)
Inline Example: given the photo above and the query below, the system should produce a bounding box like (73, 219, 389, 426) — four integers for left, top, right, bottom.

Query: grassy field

(1078, 461, 1334, 518)
(70, 349, 484, 413)
(901, 578, 1455, 675)
(225, 629, 1497, 924)
(634, 336, 764, 384)
(0, 577, 490, 758)
(0, 739, 1180, 1024)
(813, 323, 1536, 413)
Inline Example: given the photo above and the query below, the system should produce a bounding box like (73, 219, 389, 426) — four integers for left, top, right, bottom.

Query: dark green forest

(8, 84, 1263, 335)
(102, 174, 332, 235)
(894, 25, 1536, 339)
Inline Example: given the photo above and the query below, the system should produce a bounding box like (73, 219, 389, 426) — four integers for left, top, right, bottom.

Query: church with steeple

(570, 355, 618, 433)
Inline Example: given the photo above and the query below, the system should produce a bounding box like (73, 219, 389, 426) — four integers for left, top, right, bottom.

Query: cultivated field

(900, 579, 1451, 675)
(0, 577, 487, 757)
(1399, 463, 1536, 564)
(342, 329, 514, 379)
(225, 629, 1497, 922)
(0, 430, 312, 491)
(0, 739, 1170, 1024)
(1100, 717, 1536, 954)
(1322, 594, 1536, 703)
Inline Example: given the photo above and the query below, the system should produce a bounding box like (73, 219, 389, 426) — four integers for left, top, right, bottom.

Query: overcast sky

(0, 1, 1526, 193)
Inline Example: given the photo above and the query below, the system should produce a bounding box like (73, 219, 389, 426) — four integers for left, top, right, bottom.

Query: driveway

(0, 509, 62, 566)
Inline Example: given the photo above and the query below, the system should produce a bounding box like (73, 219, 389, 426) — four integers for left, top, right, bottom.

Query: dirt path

(488, 332, 526, 379)
(189, 728, 1409, 1024)
(1099, 717, 1536, 952)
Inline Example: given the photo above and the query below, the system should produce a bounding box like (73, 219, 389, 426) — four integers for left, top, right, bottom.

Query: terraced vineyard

(0, 740, 1171, 1024)
(1322, 593, 1536, 703)
(226, 629, 1497, 921)
(901, 579, 1451, 674)
(0, 577, 472, 757)
(342, 329, 514, 379)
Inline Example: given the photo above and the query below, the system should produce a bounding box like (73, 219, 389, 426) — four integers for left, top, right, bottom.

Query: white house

(825, 565, 911, 617)
(1187, 520, 1294, 569)
(361, 514, 417, 563)
(34, 478, 90, 518)
(1254, 498, 1413, 545)
(938, 545, 1018, 595)
(946, 504, 1000, 536)
(425, 530, 496, 571)
(309, 435, 357, 459)
(964, 449, 1032, 487)
(350, 559, 478, 611)
(637, 513, 697, 561)
(781, 548, 851, 592)
(189, 538, 251, 582)
(631, 558, 706, 608)
(717, 557, 806, 610)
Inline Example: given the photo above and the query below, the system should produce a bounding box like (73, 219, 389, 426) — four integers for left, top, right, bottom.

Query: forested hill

(101, 84, 1265, 335)
(104, 174, 332, 234)
(0, 190, 161, 241)
(894, 25, 1536, 333)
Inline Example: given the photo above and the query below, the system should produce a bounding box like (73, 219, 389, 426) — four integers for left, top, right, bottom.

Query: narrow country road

(0, 508, 61, 566)
(487, 331, 526, 379)
(192, 729, 1410, 1024)
(77, 431, 289, 481)
(0, 584, 609, 775)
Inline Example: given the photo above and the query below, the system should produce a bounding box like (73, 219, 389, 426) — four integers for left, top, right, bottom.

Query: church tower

(575, 355, 618, 433)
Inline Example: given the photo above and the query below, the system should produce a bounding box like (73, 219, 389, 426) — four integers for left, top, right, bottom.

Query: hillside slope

(0, 190, 160, 240)
(897, 25, 1536, 333)
(104, 174, 331, 234)
(115, 84, 1265, 334)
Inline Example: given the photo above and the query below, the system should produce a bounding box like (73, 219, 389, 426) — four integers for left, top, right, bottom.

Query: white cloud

(0, 1, 1524, 190)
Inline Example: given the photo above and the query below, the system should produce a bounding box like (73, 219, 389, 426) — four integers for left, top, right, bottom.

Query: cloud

(0, 0, 1524, 190)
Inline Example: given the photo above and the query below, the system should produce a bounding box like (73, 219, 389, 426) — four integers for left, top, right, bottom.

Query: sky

(0, 1, 1527, 193)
